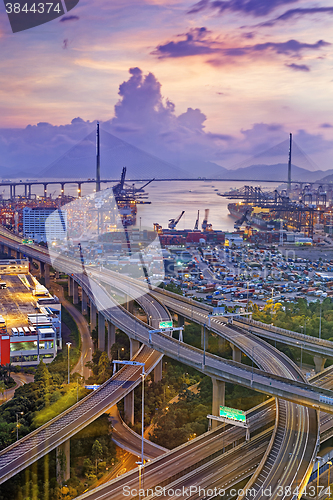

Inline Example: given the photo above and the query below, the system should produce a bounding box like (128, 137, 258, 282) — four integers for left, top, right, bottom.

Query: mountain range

(2, 128, 333, 183)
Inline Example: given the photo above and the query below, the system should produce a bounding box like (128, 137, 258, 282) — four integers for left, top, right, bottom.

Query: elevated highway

(75, 367, 333, 500)
(152, 287, 333, 360)
(0, 227, 323, 499)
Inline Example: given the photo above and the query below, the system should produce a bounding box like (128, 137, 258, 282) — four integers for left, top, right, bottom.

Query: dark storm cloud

(152, 28, 215, 58)
(60, 15, 79, 22)
(188, 0, 299, 17)
(259, 7, 333, 27)
(285, 63, 310, 71)
(152, 28, 330, 61)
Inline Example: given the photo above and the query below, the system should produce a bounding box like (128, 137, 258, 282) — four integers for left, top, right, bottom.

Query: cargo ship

(228, 202, 280, 230)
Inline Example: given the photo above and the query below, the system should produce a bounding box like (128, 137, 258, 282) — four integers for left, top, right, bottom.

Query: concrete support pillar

(107, 321, 116, 358)
(98, 312, 106, 351)
(56, 439, 70, 483)
(16, 250, 21, 259)
(126, 295, 134, 314)
(130, 338, 140, 359)
(0, 244, 3, 255)
(40, 261, 45, 278)
(55, 270, 60, 279)
(124, 391, 134, 426)
(178, 314, 185, 328)
(231, 344, 242, 363)
(218, 337, 226, 351)
(44, 263, 50, 288)
(81, 290, 88, 315)
(68, 276, 73, 296)
(154, 359, 163, 382)
(73, 280, 79, 305)
(314, 355, 327, 373)
(212, 377, 225, 430)
(201, 325, 208, 349)
(90, 302, 97, 332)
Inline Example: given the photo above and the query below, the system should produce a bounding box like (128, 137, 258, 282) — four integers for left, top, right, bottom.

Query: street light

(296, 342, 303, 371)
(328, 461, 332, 497)
(66, 342, 72, 384)
(16, 412, 24, 441)
(317, 456, 322, 500)
(112, 360, 145, 489)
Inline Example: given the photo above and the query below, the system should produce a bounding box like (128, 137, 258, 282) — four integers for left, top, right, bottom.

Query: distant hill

(178, 160, 229, 178)
(213, 164, 333, 182)
(5, 127, 333, 182)
(316, 173, 333, 183)
(40, 128, 189, 180)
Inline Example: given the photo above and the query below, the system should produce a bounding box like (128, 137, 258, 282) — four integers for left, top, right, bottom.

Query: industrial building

(0, 267, 61, 366)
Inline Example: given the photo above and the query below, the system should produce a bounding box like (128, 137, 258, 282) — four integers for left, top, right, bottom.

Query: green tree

(34, 359, 51, 388)
(91, 439, 104, 469)
(97, 352, 110, 381)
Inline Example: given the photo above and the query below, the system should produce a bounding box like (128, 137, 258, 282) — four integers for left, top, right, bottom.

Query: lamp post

(16, 412, 23, 441)
(317, 456, 322, 500)
(66, 342, 71, 384)
(251, 346, 255, 386)
(203, 323, 206, 366)
(296, 342, 303, 371)
(246, 281, 249, 313)
(140, 369, 145, 489)
(328, 461, 332, 498)
(112, 360, 145, 489)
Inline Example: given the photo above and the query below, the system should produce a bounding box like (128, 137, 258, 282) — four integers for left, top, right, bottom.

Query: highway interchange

(0, 226, 331, 499)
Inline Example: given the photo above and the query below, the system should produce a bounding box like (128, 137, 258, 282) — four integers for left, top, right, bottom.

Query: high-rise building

(23, 207, 66, 242)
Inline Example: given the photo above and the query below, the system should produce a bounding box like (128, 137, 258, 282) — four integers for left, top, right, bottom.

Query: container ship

(228, 202, 280, 230)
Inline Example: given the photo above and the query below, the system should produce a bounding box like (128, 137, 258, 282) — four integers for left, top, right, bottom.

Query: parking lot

(0, 275, 38, 331)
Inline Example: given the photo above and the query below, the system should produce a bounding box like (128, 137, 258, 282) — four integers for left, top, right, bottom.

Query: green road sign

(219, 405, 246, 423)
(159, 321, 173, 329)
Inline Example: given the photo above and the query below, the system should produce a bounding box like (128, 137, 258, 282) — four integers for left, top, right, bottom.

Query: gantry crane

(194, 210, 199, 230)
(202, 209, 212, 232)
(168, 211, 185, 230)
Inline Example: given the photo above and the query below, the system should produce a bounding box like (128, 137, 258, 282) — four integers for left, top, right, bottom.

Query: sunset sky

(1, 0, 333, 172)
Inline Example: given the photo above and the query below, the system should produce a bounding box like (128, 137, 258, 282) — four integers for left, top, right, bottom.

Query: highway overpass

(0, 226, 322, 500)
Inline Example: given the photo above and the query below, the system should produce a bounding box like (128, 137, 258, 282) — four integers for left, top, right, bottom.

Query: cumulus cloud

(188, 0, 299, 17)
(152, 28, 330, 66)
(285, 62, 310, 71)
(105, 67, 233, 167)
(1, 69, 333, 176)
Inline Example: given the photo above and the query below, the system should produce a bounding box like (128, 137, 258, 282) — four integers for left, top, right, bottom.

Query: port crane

(234, 209, 251, 230)
(168, 211, 185, 230)
(112, 167, 154, 200)
(194, 210, 199, 230)
(202, 209, 212, 232)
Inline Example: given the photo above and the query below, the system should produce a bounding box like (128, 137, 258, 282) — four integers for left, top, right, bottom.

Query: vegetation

(159, 282, 183, 295)
(148, 369, 267, 449)
(250, 297, 333, 367)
